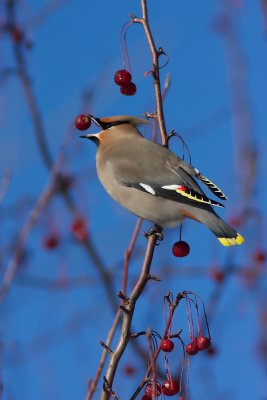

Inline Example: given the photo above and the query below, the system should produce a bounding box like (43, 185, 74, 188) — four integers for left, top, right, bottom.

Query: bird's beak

(79, 133, 97, 139)
(79, 133, 100, 145)
(88, 115, 102, 127)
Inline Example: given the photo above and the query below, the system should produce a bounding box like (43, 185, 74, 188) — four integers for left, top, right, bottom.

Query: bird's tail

(201, 212, 244, 246)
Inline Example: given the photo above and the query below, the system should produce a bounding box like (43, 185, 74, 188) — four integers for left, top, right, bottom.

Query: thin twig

(133, 0, 168, 146)
(85, 218, 143, 399)
(0, 168, 57, 303)
(0, 170, 11, 204)
(130, 293, 184, 400)
(122, 218, 142, 296)
(85, 308, 121, 400)
(152, 73, 171, 142)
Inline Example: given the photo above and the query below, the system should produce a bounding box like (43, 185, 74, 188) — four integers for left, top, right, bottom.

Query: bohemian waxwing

(81, 115, 244, 246)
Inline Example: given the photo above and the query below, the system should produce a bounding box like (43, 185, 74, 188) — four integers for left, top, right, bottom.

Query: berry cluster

(143, 378, 179, 398)
(114, 69, 136, 96)
(185, 335, 211, 355)
(139, 291, 212, 399)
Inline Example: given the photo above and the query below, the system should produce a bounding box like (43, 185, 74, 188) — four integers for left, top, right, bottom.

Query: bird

(80, 115, 244, 246)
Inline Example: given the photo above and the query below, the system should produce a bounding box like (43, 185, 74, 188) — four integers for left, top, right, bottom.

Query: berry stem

(185, 296, 195, 340)
(120, 21, 133, 72)
(179, 224, 183, 242)
(185, 291, 211, 339)
(130, 293, 184, 400)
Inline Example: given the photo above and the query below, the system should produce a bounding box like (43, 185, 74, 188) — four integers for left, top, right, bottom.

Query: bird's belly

(98, 173, 184, 227)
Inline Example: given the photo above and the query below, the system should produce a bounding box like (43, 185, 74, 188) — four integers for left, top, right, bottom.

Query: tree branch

(133, 0, 168, 146)
(100, 229, 161, 400)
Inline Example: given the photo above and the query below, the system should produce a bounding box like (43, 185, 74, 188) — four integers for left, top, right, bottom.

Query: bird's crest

(100, 116, 149, 127)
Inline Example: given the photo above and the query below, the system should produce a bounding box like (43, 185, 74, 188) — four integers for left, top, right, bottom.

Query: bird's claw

(143, 224, 163, 244)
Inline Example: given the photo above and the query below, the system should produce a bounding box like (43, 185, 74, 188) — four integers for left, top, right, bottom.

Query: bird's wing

(106, 139, 224, 208)
(126, 180, 224, 208)
(175, 159, 228, 200)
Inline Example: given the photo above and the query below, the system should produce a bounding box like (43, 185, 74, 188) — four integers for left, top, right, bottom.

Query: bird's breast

(96, 157, 184, 227)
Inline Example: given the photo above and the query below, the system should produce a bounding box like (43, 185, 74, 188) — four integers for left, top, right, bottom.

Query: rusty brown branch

(85, 218, 143, 399)
(100, 229, 161, 400)
(0, 166, 57, 303)
(133, 0, 168, 146)
(130, 293, 184, 399)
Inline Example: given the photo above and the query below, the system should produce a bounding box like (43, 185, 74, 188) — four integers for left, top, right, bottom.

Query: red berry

(185, 340, 199, 355)
(162, 379, 179, 396)
(205, 346, 217, 356)
(210, 267, 224, 283)
(196, 335, 211, 350)
(43, 234, 59, 250)
(160, 339, 174, 352)
(145, 382, 161, 398)
(172, 241, 190, 257)
(12, 27, 24, 43)
(253, 250, 266, 263)
(120, 82, 137, 96)
(70, 217, 88, 241)
(123, 364, 135, 375)
(141, 396, 151, 400)
(114, 69, 132, 86)
(75, 114, 91, 131)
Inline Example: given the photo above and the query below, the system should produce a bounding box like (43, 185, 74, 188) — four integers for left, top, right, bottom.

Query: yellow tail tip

(218, 233, 245, 246)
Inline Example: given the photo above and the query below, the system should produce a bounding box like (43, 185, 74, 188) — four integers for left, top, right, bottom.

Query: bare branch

(133, 0, 168, 146)
(100, 228, 162, 400)
(0, 168, 57, 303)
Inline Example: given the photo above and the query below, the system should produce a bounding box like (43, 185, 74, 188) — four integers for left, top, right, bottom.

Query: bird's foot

(143, 224, 164, 244)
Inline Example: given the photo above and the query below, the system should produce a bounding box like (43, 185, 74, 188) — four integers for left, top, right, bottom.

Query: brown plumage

(81, 115, 244, 246)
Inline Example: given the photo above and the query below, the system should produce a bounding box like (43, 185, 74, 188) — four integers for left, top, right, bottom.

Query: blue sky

(1, 1, 267, 399)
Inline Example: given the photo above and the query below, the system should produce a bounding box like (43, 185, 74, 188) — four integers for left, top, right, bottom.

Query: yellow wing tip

(218, 233, 245, 246)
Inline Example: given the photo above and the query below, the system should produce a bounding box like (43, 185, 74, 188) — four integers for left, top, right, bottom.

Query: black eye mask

(89, 116, 129, 130)
(97, 119, 129, 130)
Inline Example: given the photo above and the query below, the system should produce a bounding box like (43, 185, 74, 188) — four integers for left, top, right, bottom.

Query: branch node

(119, 305, 130, 314)
(131, 330, 147, 339)
(103, 377, 119, 399)
(170, 329, 183, 339)
(116, 291, 128, 302)
(142, 112, 157, 119)
(148, 274, 161, 282)
(100, 341, 113, 355)
(143, 224, 163, 243)
(157, 46, 166, 56)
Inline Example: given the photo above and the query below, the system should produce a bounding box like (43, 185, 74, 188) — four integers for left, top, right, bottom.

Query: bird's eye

(101, 122, 112, 130)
